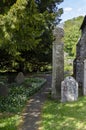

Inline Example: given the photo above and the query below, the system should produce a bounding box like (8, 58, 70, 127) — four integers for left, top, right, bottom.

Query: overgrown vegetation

(42, 97, 86, 130)
(0, 76, 46, 130)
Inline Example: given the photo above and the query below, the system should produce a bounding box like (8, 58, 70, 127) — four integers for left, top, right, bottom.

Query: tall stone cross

(52, 27, 64, 99)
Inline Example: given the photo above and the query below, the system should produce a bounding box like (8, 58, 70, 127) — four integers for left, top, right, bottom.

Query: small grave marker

(61, 76, 78, 102)
(15, 72, 25, 84)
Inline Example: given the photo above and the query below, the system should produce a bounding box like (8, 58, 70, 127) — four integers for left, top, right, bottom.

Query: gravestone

(15, 72, 25, 84)
(52, 27, 64, 99)
(61, 76, 78, 102)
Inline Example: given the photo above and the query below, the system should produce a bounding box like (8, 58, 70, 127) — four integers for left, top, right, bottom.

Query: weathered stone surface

(83, 59, 86, 95)
(61, 76, 78, 102)
(52, 27, 64, 99)
(53, 27, 64, 41)
(15, 72, 25, 84)
(73, 16, 86, 86)
(73, 58, 84, 85)
(0, 82, 8, 97)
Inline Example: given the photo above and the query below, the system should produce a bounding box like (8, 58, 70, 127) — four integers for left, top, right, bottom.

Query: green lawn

(42, 96, 86, 130)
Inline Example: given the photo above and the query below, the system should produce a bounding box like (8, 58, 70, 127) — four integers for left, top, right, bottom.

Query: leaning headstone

(61, 76, 78, 102)
(0, 82, 8, 97)
(52, 27, 64, 99)
(15, 72, 25, 84)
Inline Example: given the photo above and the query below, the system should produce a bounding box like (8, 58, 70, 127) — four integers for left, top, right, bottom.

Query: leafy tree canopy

(0, 0, 45, 53)
(0, 0, 64, 71)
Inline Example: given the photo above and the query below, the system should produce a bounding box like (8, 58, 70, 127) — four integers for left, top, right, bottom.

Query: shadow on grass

(42, 96, 86, 130)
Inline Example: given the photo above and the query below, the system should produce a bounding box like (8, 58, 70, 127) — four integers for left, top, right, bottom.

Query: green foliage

(0, 77, 46, 113)
(0, 75, 46, 130)
(64, 16, 84, 57)
(0, 0, 44, 54)
(0, 76, 46, 130)
(0, 0, 16, 14)
(0, 0, 64, 71)
(0, 0, 45, 70)
(0, 114, 20, 130)
(64, 16, 84, 73)
(42, 97, 86, 130)
(35, 0, 63, 23)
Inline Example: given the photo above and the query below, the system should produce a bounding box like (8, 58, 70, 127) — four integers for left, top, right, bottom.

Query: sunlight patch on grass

(42, 96, 86, 130)
(0, 114, 21, 130)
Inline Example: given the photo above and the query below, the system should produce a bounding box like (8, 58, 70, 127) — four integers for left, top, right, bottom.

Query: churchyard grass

(0, 114, 21, 130)
(41, 96, 86, 130)
(0, 76, 46, 130)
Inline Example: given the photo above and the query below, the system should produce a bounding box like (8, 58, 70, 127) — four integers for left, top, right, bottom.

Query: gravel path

(19, 74, 52, 130)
